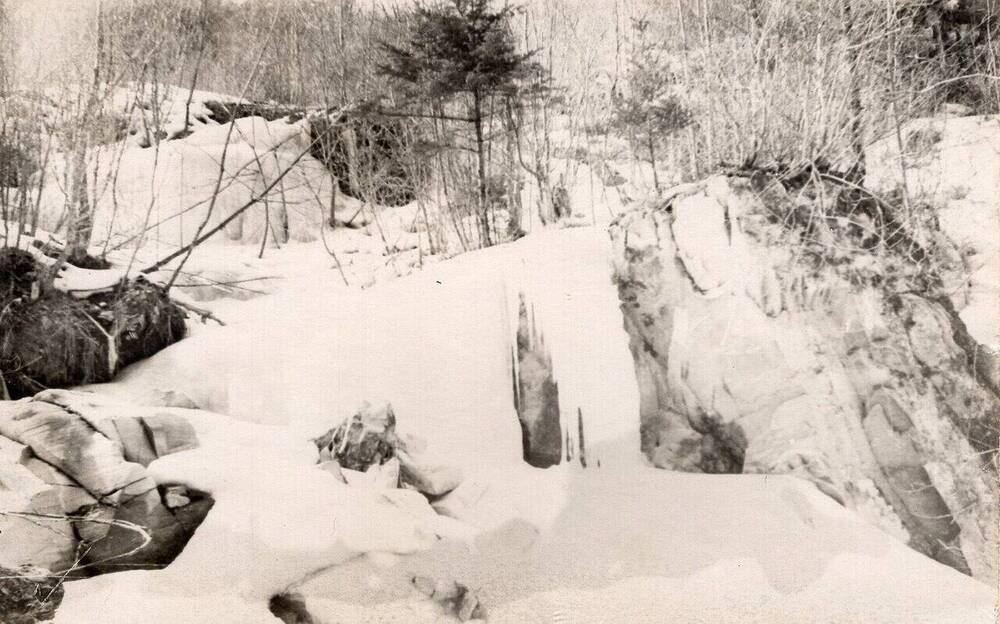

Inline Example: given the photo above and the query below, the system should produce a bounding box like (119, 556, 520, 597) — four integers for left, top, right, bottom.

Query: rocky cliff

(610, 174, 998, 582)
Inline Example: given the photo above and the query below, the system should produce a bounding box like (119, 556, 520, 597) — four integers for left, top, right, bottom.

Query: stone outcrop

(610, 174, 998, 581)
(308, 109, 423, 207)
(865, 114, 999, 352)
(315, 401, 401, 472)
(0, 390, 212, 578)
(313, 402, 463, 497)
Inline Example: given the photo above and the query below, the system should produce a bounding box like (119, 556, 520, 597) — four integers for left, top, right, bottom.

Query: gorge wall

(610, 174, 998, 582)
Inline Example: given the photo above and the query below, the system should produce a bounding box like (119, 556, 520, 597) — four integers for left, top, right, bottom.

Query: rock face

(512, 293, 563, 468)
(0, 390, 212, 578)
(865, 114, 1000, 352)
(610, 175, 998, 581)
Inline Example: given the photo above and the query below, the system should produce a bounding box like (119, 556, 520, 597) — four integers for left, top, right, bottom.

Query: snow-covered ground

(84, 226, 642, 472)
(55, 223, 996, 624)
(7, 88, 997, 623)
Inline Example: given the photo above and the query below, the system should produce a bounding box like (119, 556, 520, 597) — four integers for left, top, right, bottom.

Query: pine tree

(610, 18, 691, 192)
(380, 0, 536, 247)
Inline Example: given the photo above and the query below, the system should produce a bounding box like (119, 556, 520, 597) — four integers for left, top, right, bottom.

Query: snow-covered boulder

(313, 402, 464, 497)
(610, 175, 998, 582)
(315, 401, 401, 472)
(35, 116, 338, 251)
(49, 395, 474, 624)
(0, 247, 187, 399)
(0, 390, 211, 575)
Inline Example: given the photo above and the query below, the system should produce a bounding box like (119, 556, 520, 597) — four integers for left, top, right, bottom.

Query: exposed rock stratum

(610, 174, 998, 582)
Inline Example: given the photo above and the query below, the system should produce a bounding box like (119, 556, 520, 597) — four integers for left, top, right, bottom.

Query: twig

(1, 511, 153, 573)
(171, 298, 226, 326)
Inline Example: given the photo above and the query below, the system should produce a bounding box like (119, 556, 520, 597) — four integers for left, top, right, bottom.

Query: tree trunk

(843, 0, 865, 179)
(647, 134, 660, 191)
(473, 90, 492, 247)
(182, 0, 209, 137)
(67, 147, 92, 264)
(66, 0, 105, 263)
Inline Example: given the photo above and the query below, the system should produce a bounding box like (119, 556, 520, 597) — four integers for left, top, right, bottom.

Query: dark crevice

(512, 292, 562, 468)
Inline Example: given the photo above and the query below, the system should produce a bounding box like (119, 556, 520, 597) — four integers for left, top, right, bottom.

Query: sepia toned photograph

(0, 0, 997, 622)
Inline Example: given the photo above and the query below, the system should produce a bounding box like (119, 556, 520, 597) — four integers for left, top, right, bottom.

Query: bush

(309, 111, 424, 207)
(0, 138, 36, 187)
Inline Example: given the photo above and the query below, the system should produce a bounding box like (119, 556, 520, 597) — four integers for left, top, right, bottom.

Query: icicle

(565, 425, 573, 463)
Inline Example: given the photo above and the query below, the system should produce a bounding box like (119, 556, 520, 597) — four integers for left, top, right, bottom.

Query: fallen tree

(0, 247, 186, 399)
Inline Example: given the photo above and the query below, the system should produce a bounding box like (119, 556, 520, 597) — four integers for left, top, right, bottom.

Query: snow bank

(37, 116, 333, 251)
(86, 226, 642, 472)
(296, 470, 994, 624)
(59, 457, 994, 623)
(53, 403, 471, 624)
(56, 219, 997, 622)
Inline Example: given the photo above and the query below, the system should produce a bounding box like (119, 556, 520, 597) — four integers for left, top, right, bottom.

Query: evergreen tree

(610, 18, 691, 192)
(380, 0, 536, 247)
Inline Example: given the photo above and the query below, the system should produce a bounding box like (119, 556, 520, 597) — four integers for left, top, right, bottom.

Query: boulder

(0, 251, 187, 400)
(398, 450, 463, 497)
(411, 575, 485, 622)
(610, 174, 998, 582)
(313, 404, 463, 497)
(314, 402, 400, 472)
(0, 391, 212, 578)
(308, 109, 424, 207)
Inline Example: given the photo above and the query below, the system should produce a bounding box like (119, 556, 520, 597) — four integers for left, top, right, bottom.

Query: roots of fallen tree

(0, 249, 187, 399)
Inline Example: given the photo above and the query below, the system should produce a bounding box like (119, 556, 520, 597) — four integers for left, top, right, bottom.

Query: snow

(113, 85, 229, 146)
(56, 219, 996, 623)
(1, 225, 127, 295)
(37, 115, 331, 251)
(56, 451, 996, 623)
(865, 114, 1000, 349)
(84, 226, 640, 472)
(6, 88, 996, 624)
(297, 470, 994, 624)
(53, 403, 473, 624)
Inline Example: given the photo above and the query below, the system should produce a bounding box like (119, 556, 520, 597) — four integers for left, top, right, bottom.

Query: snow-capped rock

(0, 390, 211, 575)
(314, 401, 401, 472)
(610, 174, 998, 582)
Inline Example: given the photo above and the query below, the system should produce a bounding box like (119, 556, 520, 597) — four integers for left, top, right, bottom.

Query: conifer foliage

(380, 0, 537, 246)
